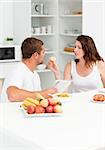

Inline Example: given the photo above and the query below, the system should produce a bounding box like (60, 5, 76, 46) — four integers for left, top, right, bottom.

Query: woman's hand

(47, 57, 61, 80)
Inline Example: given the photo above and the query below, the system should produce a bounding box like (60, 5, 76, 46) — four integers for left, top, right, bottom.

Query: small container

(37, 64, 46, 70)
(34, 27, 40, 34)
(41, 26, 47, 34)
(47, 25, 52, 34)
(40, 3, 44, 15)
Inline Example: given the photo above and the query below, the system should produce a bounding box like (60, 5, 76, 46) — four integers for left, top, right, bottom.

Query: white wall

(1, 0, 105, 50)
(0, 0, 30, 45)
(0, 0, 13, 44)
(83, 0, 105, 59)
(13, 0, 31, 45)
(0, 1, 3, 44)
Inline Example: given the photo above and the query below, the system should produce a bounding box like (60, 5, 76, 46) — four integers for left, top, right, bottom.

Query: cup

(47, 25, 52, 34)
(64, 9, 70, 15)
(34, 27, 40, 34)
(37, 64, 46, 70)
(41, 26, 46, 34)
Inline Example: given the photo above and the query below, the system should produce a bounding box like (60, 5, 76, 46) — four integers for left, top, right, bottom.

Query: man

(1, 37, 57, 102)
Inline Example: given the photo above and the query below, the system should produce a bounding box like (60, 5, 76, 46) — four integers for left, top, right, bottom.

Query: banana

(26, 97, 39, 106)
(35, 93, 45, 101)
(21, 95, 44, 110)
(20, 103, 27, 110)
(23, 99, 37, 107)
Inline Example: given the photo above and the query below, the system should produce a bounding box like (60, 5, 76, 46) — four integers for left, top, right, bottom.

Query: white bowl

(37, 64, 46, 70)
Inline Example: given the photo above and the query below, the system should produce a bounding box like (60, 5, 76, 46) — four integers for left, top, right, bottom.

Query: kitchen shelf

(60, 51, 75, 56)
(31, 15, 55, 18)
(30, 0, 82, 88)
(60, 14, 82, 17)
(45, 51, 56, 54)
(31, 33, 55, 36)
(60, 33, 81, 37)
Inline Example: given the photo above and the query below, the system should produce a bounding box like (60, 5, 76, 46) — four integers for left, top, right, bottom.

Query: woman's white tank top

(71, 61, 103, 92)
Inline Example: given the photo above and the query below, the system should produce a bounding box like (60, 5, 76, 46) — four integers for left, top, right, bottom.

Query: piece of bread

(93, 94, 105, 102)
(64, 47, 74, 52)
(49, 56, 56, 62)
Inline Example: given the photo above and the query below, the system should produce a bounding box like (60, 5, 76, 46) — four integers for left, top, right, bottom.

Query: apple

(27, 105, 36, 114)
(46, 105, 54, 113)
(40, 99, 49, 108)
(48, 99, 58, 106)
(35, 106, 45, 114)
(53, 105, 63, 113)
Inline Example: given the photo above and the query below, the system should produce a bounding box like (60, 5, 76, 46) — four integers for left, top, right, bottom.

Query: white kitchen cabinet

(0, 0, 82, 89)
(31, 0, 58, 72)
(2, 0, 104, 89)
(0, 62, 20, 79)
(13, 0, 31, 45)
(83, 0, 105, 59)
(0, 0, 13, 44)
(28, 0, 82, 87)
(0, 1, 3, 44)
(58, 0, 82, 71)
(30, 0, 82, 72)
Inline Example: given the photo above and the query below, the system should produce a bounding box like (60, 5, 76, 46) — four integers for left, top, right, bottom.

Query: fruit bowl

(20, 107, 62, 117)
(20, 94, 63, 117)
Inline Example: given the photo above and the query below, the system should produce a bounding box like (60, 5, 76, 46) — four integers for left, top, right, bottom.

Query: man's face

(37, 45, 45, 65)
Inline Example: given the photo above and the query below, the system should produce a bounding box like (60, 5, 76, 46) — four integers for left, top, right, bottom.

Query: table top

(0, 91, 105, 150)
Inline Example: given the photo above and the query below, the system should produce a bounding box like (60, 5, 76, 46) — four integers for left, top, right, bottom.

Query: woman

(48, 35, 105, 92)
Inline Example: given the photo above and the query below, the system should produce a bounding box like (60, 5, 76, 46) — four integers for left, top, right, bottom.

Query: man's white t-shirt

(0, 62, 41, 102)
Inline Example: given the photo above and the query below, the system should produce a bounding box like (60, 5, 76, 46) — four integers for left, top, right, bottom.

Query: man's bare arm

(7, 86, 57, 102)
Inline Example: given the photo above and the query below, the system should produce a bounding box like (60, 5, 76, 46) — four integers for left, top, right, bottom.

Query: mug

(41, 26, 46, 34)
(35, 3, 44, 15)
(47, 25, 52, 34)
(34, 27, 40, 34)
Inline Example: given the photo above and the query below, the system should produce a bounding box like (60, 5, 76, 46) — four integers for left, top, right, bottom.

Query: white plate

(91, 92, 105, 104)
(20, 107, 62, 117)
(52, 93, 71, 103)
(91, 99, 105, 104)
(97, 88, 105, 93)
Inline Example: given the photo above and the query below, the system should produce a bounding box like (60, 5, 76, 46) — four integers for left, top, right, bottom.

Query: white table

(0, 91, 105, 150)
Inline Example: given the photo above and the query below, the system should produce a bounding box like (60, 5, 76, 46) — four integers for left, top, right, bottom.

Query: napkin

(54, 80, 72, 93)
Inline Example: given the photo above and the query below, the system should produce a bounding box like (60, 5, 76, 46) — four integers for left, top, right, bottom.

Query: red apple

(48, 99, 58, 106)
(27, 105, 36, 114)
(53, 105, 63, 113)
(46, 105, 54, 113)
(40, 99, 49, 108)
(35, 106, 45, 114)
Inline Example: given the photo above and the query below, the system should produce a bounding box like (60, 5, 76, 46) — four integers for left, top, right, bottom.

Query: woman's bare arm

(64, 62, 72, 80)
(47, 60, 61, 80)
(98, 61, 105, 87)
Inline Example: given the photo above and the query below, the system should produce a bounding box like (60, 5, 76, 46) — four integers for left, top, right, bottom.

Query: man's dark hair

(21, 37, 44, 59)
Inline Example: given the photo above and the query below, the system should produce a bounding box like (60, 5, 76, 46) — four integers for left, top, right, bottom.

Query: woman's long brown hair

(75, 35, 104, 67)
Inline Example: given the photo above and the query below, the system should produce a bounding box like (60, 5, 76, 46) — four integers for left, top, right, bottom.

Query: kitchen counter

(0, 91, 105, 150)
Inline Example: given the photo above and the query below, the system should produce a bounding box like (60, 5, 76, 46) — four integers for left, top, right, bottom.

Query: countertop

(0, 91, 105, 150)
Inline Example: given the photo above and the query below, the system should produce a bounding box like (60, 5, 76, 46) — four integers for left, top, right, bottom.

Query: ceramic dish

(52, 93, 71, 103)
(20, 107, 62, 117)
(91, 99, 105, 104)
(91, 92, 105, 104)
